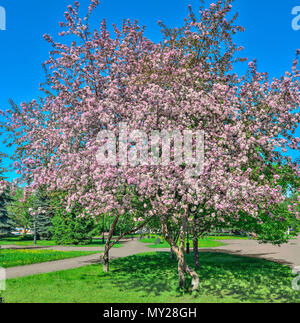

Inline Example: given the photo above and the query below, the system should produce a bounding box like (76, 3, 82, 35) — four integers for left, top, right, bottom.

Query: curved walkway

(4, 235, 300, 279)
(199, 235, 300, 269)
(6, 253, 102, 279)
(5, 239, 165, 279)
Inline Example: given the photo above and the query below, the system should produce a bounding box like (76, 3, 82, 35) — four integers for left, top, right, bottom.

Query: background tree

(34, 188, 53, 241)
(7, 187, 34, 238)
(0, 187, 13, 238)
(49, 190, 95, 245)
(2, 0, 158, 272)
(0, 157, 13, 238)
(51, 210, 95, 245)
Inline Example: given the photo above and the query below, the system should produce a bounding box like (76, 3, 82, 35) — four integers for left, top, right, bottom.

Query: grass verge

(3, 252, 299, 303)
(140, 236, 225, 248)
(0, 249, 102, 268)
(0, 237, 122, 248)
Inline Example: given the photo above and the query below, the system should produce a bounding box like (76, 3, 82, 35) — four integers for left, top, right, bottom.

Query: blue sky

(0, 0, 299, 180)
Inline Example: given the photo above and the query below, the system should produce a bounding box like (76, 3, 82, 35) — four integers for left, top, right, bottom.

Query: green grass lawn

(208, 235, 249, 240)
(140, 236, 225, 248)
(0, 237, 57, 246)
(0, 249, 102, 268)
(3, 252, 299, 303)
(142, 238, 225, 248)
(0, 237, 122, 248)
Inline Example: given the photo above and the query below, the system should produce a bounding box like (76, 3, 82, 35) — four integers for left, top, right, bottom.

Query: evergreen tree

(0, 188, 14, 237)
(49, 190, 95, 245)
(34, 188, 53, 240)
(0, 157, 13, 237)
(7, 187, 33, 238)
(51, 209, 95, 245)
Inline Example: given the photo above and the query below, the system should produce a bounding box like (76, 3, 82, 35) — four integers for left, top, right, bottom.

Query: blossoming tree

(2, 0, 299, 289)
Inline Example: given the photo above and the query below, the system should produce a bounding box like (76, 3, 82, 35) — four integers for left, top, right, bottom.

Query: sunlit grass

(0, 237, 121, 248)
(3, 252, 299, 303)
(0, 249, 101, 268)
(140, 235, 226, 248)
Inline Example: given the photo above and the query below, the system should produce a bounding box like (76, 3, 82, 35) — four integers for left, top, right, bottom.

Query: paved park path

(4, 239, 166, 279)
(4, 235, 300, 279)
(199, 235, 300, 269)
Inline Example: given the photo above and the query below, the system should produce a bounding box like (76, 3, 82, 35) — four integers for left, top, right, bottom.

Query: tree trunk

(22, 225, 28, 239)
(33, 220, 37, 245)
(170, 248, 175, 260)
(177, 251, 185, 288)
(193, 215, 200, 270)
(103, 250, 109, 273)
(186, 241, 190, 254)
(178, 220, 186, 288)
(193, 235, 200, 270)
(102, 214, 120, 273)
(102, 214, 156, 272)
(184, 261, 200, 290)
(161, 214, 200, 291)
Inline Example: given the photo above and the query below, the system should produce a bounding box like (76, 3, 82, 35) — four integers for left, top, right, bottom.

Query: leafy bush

(51, 211, 95, 246)
(19, 234, 34, 241)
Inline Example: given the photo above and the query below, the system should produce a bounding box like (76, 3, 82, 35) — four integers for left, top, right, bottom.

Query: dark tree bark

(186, 242, 190, 254)
(170, 248, 175, 260)
(103, 214, 120, 273)
(103, 252, 109, 272)
(161, 214, 199, 290)
(193, 214, 200, 269)
(193, 235, 200, 269)
(103, 214, 155, 272)
(177, 219, 186, 288)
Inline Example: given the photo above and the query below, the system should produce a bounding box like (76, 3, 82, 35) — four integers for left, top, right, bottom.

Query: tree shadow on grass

(188, 253, 300, 302)
(199, 248, 294, 267)
(109, 252, 178, 297)
(101, 252, 300, 302)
